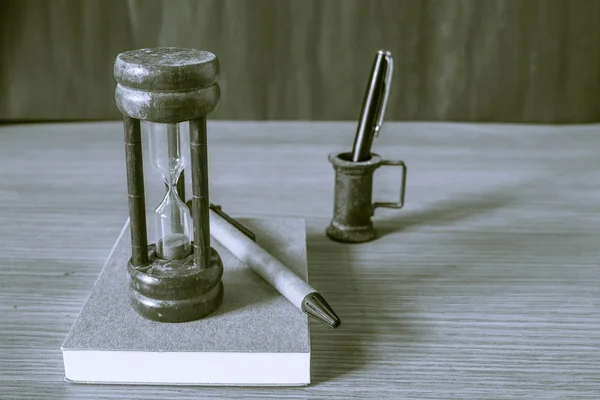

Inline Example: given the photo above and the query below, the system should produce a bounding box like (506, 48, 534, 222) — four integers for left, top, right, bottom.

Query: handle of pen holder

(326, 152, 407, 243)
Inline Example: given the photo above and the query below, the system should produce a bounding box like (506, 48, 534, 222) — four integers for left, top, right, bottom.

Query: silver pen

(209, 204, 341, 329)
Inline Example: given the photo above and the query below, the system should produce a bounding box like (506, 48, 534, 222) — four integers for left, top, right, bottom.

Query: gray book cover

(62, 218, 310, 386)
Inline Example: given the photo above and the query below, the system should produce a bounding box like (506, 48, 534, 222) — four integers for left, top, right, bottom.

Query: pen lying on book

(208, 204, 341, 329)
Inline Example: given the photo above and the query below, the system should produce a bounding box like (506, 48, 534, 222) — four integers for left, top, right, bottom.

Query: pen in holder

(326, 152, 407, 243)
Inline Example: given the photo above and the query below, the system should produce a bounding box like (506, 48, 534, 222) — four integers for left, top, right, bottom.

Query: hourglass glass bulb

(148, 122, 192, 260)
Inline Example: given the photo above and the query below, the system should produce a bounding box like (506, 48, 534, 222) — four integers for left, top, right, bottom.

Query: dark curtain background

(1, 0, 599, 122)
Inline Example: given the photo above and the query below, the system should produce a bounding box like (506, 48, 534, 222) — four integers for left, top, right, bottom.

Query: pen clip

(373, 51, 393, 138)
(209, 203, 257, 242)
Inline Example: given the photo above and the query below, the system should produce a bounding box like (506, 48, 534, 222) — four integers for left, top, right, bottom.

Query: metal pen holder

(326, 152, 407, 243)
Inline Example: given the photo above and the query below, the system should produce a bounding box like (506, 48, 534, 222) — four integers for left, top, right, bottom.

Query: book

(61, 217, 310, 386)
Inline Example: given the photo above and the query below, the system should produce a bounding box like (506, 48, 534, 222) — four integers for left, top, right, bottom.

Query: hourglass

(114, 47, 224, 322)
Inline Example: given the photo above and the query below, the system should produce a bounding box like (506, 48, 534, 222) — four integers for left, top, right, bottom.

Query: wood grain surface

(0, 121, 599, 399)
(2, 0, 600, 123)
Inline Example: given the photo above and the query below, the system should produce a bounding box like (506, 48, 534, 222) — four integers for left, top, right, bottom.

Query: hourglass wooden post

(114, 47, 223, 323)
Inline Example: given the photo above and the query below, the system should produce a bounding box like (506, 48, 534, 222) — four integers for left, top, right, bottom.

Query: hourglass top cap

(114, 47, 219, 92)
(114, 47, 220, 123)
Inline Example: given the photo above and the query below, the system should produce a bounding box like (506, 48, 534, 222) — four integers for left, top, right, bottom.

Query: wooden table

(1, 121, 598, 399)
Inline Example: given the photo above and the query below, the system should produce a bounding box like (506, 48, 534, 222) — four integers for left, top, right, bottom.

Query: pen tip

(301, 292, 341, 329)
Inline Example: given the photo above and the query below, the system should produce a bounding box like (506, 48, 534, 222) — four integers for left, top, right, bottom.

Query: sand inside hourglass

(157, 232, 191, 260)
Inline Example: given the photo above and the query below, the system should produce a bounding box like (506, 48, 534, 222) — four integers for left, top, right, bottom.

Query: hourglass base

(127, 244, 224, 322)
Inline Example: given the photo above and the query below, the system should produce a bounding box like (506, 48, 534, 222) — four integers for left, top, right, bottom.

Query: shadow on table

(376, 187, 520, 236)
(304, 184, 531, 383)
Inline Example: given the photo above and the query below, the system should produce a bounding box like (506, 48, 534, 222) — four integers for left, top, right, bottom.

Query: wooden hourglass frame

(114, 47, 223, 322)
